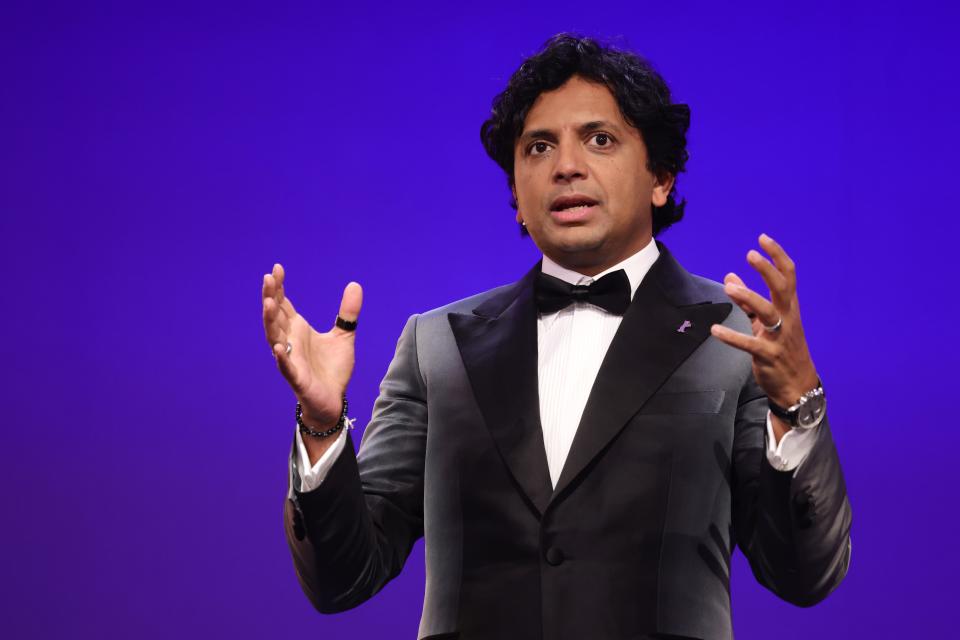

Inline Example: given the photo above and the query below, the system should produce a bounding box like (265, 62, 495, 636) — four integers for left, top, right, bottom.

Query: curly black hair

(480, 33, 691, 236)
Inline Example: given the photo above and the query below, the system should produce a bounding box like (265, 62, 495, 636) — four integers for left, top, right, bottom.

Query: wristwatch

(768, 381, 826, 430)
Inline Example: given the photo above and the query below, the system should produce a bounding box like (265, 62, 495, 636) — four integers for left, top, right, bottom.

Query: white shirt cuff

(765, 410, 821, 472)
(290, 426, 348, 493)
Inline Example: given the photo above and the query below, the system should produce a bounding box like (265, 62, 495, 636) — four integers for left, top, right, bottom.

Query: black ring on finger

(336, 315, 358, 332)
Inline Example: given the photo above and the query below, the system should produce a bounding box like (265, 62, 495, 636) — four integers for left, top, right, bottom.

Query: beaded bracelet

(296, 396, 354, 438)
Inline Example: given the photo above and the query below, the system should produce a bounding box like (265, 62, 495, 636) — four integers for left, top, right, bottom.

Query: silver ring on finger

(763, 316, 783, 333)
(285, 341, 293, 355)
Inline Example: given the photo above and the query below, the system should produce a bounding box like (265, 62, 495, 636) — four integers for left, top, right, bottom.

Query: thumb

(334, 281, 363, 334)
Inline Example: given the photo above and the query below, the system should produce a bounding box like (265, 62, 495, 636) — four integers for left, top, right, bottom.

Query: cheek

(610, 153, 652, 192)
(599, 159, 635, 199)
(513, 174, 541, 212)
(623, 171, 656, 207)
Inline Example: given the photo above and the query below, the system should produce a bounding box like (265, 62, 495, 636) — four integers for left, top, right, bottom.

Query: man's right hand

(262, 263, 362, 464)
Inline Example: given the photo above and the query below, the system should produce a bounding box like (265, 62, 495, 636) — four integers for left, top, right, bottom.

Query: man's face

(512, 75, 674, 275)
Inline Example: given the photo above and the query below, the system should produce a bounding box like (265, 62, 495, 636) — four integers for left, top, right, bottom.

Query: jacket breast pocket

(640, 389, 725, 415)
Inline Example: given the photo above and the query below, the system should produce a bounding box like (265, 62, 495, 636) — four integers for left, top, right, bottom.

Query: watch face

(797, 392, 826, 429)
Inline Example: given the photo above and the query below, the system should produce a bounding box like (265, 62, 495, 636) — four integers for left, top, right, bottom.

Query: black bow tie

(534, 269, 632, 315)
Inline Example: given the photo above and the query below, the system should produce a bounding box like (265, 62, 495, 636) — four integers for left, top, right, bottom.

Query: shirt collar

(540, 237, 660, 300)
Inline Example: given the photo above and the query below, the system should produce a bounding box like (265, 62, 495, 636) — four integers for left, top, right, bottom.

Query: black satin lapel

(551, 280, 732, 500)
(448, 280, 553, 516)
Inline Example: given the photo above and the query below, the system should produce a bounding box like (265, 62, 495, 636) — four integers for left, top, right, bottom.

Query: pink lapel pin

(677, 320, 692, 333)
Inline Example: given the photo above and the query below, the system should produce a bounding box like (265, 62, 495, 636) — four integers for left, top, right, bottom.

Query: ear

(512, 186, 522, 223)
(651, 171, 675, 207)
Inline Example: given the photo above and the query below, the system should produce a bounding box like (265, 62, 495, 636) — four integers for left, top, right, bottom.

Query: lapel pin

(677, 320, 692, 333)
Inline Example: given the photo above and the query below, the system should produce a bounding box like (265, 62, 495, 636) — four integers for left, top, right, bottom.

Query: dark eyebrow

(519, 128, 558, 145)
(579, 120, 618, 134)
(518, 121, 621, 145)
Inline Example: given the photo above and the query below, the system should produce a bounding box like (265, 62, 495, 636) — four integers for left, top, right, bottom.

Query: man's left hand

(710, 234, 819, 416)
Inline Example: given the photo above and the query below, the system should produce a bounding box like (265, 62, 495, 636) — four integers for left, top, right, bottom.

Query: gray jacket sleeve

(731, 373, 853, 606)
(283, 314, 427, 613)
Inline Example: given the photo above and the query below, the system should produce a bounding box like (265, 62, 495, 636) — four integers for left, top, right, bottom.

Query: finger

(263, 272, 285, 313)
(262, 272, 275, 301)
(722, 277, 779, 327)
(723, 272, 755, 318)
(273, 263, 285, 304)
(723, 273, 763, 330)
(710, 323, 772, 360)
(747, 249, 790, 309)
(758, 233, 796, 291)
(272, 263, 299, 317)
(723, 272, 753, 316)
(723, 272, 747, 288)
(264, 294, 291, 341)
(262, 297, 289, 347)
(272, 341, 301, 387)
(263, 273, 296, 339)
(333, 282, 363, 334)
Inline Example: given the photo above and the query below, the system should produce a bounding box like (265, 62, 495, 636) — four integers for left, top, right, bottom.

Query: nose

(552, 141, 587, 183)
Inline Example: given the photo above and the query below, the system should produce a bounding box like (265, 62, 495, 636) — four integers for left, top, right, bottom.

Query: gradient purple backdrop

(2, 1, 958, 637)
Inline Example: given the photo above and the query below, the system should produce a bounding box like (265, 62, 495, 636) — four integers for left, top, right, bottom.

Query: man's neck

(546, 237, 655, 277)
(541, 238, 660, 299)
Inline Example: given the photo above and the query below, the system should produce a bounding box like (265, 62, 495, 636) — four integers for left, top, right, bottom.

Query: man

(262, 34, 851, 640)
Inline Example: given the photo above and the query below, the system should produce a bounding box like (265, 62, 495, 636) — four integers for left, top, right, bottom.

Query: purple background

(3, 1, 958, 637)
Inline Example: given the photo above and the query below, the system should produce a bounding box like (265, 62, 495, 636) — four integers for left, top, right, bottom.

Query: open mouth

(551, 195, 599, 212)
(550, 194, 599, 222)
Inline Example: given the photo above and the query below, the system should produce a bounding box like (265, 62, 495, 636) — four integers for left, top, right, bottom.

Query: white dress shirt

(293, 239, 819, 492)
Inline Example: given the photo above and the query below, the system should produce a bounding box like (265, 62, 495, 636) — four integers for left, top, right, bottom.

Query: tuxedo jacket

(283, 243, 852, 640)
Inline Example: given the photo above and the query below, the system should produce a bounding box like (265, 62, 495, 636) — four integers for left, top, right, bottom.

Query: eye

(590, 133, 612, 147)
(529, 141, 550, 156)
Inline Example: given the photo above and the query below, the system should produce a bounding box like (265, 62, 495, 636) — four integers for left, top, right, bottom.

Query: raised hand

(262, 263, 363, 430)
(710, 234, 819, 412)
